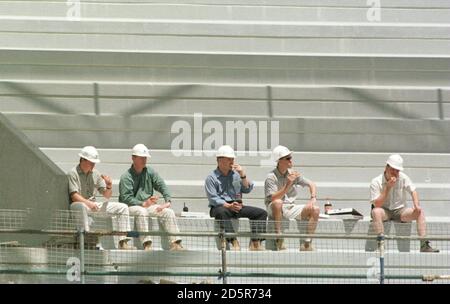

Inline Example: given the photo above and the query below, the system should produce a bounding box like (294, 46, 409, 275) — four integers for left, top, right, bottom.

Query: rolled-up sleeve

(296, 176, 311, 188)
(370, 179, 381, 204)
(240, 179, 254, 193)
(404, 174, 416, 194)
(205, 176, 226, 207)
(67, 171, 80, 195)
(264, 176, 278, 202)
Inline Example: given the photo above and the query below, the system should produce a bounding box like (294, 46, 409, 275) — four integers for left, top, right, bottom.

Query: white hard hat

(132, 144, 151, 158)
(386, 154, 404, 171)
(78, 146, 100, 163)
(216, 145, 236, 158)
(272, 145, 292, 162)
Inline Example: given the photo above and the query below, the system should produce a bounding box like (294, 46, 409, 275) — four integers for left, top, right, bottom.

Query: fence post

(78, 229, 86, 284)
(377, 234, 385, 284)
(219, 232, 228, 284)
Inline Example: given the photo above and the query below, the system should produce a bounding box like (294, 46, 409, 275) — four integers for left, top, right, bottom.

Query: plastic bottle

(324, 198, 333, 214)
(183, 202, 189, 212)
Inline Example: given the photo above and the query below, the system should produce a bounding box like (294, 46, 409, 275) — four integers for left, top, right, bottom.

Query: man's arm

(151, 170, 172, 203)
(411, 191, 420, 209)
(205, 176, 227, 207)
(370, 177, 396, 208)
(306, 182, 317, 206)
(98, 174, 112, 200)
(68, 171, 98, 211)
(269, 172, 299, 202)
(70, 192, 98, 211)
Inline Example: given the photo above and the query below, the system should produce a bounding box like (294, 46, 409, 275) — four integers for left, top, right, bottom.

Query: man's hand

(413, 205, 423, 214)
(224, 202, 242, 213)
(143, 195, 159, 208)
(86, 201, 99, 211)
(308, 197, 317, 207)
(101, 174, 113, 189)
(155, 202, 171, 213)
(387, 176, 397, 189)
(232, 164, 245, 177)
(287, 171, 301, 185)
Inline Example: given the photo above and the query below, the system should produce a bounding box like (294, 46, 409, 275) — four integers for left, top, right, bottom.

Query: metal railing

(0, 209, 449, 284)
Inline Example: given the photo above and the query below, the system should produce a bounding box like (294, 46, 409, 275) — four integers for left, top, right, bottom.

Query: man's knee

(270, 200, 283, 215)
(371, 207, 385, 220)
(312, 205, 320, 216)
(70, 202, 88, 212)
(130, 206, 147, 216)
(161, 208, 175, 218)
(115, 202, 129, 214)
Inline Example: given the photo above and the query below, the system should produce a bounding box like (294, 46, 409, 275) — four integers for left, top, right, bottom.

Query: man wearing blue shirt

(205, 145, 267, 251)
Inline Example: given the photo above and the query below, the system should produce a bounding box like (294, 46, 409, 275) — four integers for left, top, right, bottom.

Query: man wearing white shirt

(370, 154, 438, 253)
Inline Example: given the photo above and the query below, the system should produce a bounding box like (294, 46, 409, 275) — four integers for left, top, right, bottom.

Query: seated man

(119, 144, 184, 251)
(264, 145, 320, 251)
(205, 145, 267, 251)
(370, 154, 438, 253)
(68, 146, 133, 250)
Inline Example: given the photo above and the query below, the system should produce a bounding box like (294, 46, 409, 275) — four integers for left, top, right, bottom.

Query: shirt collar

(214, 167, 232, 178)
(76, 164, 90, 176)
(130, 165, 147, 177)
(274, 167, 290, 178)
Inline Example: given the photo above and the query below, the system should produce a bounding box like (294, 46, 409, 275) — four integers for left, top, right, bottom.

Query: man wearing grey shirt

(370, 154, 438, 253)
(264, 146, 319, 251)
(68, 146, 133, 250)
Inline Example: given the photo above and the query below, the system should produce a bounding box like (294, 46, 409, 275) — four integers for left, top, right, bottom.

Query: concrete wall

(0, 113, 69, 246)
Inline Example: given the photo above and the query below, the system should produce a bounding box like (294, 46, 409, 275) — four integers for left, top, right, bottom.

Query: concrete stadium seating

(1, 0, 450, 284)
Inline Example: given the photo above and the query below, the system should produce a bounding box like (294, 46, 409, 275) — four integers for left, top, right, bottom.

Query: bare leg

(400, 207, 425, 237)
(371, 207, 388, 235)
(270, 200, 283, 234)
(300, 204, 320, 235)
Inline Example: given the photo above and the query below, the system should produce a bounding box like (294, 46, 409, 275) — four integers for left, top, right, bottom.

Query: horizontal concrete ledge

(22, 0, 450, 9)
(1, 81, 449, 101)
(1, 19, 450, 38)
(1, 1, 450, 23)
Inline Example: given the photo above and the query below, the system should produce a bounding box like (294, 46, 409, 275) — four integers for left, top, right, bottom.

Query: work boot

(169, 240, 186, 251)
(249, 240, 264, 251)
(275, 238, 287, 251)
(143, 240, 152, 251)
(118, 239, 136, 250)
(300, 240, 314, 252)
(420, 240, 439, 253)
(230, 239, 241, 251)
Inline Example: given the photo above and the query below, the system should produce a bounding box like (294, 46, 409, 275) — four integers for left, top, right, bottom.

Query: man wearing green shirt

(119, 144, 184, 251)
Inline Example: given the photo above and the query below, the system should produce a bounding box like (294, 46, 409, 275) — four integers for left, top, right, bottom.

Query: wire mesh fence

(0, 209, 449, 284)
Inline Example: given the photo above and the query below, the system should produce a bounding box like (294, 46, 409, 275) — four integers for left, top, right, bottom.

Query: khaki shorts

(267, 203, 305, 220)
(384, 207, 407, 222)
(371, 207, 406, 222)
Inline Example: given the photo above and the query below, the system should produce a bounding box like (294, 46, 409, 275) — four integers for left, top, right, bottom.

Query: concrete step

(1, 25, 449, 56)
(5, 113, 450, 152)
(2, 50, 449, 87)
(1, 81, 449, 120)
(1, 1, 450, 23)
(40, 148, 450, 167)
(52, 160, 450, 185)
